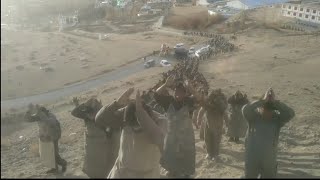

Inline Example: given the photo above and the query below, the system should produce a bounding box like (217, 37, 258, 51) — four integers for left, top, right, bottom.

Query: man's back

(38, 112, 61, 141)
(108, 112, 166, 178)
(117, 126, 161, 172)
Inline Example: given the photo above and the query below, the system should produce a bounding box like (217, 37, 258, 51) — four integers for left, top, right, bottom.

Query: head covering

(175, 81, 186, 93)
(83, 98, 102, 113)
(38, 106, 49, 115)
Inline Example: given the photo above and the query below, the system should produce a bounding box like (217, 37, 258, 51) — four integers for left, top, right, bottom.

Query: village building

(226, 0, 287, 10)
(281, 1, 320, 25)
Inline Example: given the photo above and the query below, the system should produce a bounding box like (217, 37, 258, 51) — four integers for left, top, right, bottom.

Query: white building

(208, 6, 242, 18)
(226, 0, 287, 10)
(281, 3, 320, 24)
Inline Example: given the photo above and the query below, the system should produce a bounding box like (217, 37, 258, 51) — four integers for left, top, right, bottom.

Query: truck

(174, 47, 188, 60)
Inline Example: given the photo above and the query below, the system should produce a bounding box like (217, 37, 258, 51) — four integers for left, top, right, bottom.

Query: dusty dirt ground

(163, 6, 223, 30)
(1, 25, 320, 178)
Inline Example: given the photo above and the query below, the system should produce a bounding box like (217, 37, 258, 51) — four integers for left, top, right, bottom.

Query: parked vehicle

(174, 43, 184, 49)
(160, 60, 171, 67)
(144, 59, 155, 68)
(195, 45, 211, 57)
(174, 47, 188, 60)
(189, 47, 195, 55)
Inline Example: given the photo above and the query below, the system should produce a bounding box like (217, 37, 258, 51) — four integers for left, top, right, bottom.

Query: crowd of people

(178, 32, 236, 61)
(184, 31, 223, 38)
(25, 56, 295, 178)
(205, 35, 235, 54)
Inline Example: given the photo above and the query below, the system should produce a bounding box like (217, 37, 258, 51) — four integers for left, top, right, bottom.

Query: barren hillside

(2, 27, 320, 178)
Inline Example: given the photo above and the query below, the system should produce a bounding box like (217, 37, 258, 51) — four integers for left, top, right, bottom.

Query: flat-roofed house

(281, 2, 320, 24)
(226, 0, 288, 10)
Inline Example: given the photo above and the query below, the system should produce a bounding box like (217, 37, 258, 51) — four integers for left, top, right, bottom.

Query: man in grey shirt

(242, 88, 295, 178)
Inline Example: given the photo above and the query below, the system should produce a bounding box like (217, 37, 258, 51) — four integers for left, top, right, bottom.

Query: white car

(195, 45, 211, 57)
(188, 47, 195, 54)
(160, 60, 171, 67)
(174, 43, 184, 49)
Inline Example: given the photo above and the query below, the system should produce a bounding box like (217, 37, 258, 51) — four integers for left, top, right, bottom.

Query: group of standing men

(26, 75, 295, 178)
(184, 33, 235, 62)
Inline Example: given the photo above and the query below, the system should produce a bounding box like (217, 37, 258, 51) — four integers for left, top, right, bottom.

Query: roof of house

(236, 0, 289, 8)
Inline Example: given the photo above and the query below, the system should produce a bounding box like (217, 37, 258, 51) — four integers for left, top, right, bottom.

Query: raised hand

(165, 75, 175, 87)
(263, 88, 276, 102)
(135, 90, 142, 109)
(72, 97, 80, 107)
(135, 90, 148, 119)
(117, 87, 135, 107)
(184, 80, 194, 93)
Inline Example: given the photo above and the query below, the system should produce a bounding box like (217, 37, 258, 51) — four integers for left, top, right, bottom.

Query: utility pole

(192, 0, 196, 6)
(130, 0, 136, 22)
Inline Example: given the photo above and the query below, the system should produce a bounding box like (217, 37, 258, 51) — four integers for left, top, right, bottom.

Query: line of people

(25, 60, 295, 178)
(205, 36, 235, 54)
(184, 31, 220, 38)
(178, 34, 235, 62)
(183, 31, 235, 53)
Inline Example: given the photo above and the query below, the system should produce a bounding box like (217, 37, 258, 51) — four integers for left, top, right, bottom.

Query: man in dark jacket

(197, 89, 228, 161)
(242, 88, 295, 178)
(71, 98, 119, 178)
(26, 105, 67, 174)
